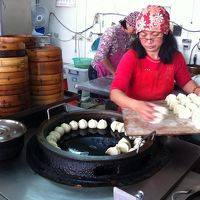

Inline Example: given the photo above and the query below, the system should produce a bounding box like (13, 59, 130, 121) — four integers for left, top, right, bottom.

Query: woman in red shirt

(110, 5, 200, 122)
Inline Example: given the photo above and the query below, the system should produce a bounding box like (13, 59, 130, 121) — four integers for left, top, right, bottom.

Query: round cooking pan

(26, 109, 169, 187)
(0, 119, 27, 160)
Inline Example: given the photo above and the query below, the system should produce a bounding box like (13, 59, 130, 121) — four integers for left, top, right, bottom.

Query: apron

(129, 61, 174, 100)
(96, 27, 128, 78)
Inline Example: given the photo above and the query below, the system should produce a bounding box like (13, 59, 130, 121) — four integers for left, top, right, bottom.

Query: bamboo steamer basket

(29, 60, 63, 75)
(28, 45, 64, 106)
(27, 46, 62, 62)
(0, 35, 36, 49)
(0, 55, 30, 116)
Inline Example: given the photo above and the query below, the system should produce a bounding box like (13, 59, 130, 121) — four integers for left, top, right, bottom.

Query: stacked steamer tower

(0, 35, 33, 117)
(0, 35, 63, 117)
(26, 45, 63, 106)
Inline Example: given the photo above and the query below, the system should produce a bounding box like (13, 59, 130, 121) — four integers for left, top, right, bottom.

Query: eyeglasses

(139, 32, 163, 41)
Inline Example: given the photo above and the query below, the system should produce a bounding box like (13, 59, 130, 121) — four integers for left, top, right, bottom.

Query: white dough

(192, 96, 200, 106)
(116, 122, 125, 133)
(97, 119, 108, 129)
(192, 111, 200, 129)
(177, 93, 187, 101)
(54, 126, 65, 136)
(47, 140, 58, 147)
(169, 98, 179, 110)
(46, 134, 57, 142)
(178, 107, 192, 119)
(154, 106, 168, 115)
(118, 137, 131, 149)
(69, 120, 79, 130)
(187, 93, 197, 101)
(88, 119, 98, 129)
(105, 146, 120, 156)
(185, 102, 198, 113)
(49, 131, 61, 140)
(61, 123, 71, 133)
(110, 121, 120, 132)
(165, 94, 176, 104)
(78, 119, 88, 129)
(173, 104, 184, 115)
(116, 143, 130, 153)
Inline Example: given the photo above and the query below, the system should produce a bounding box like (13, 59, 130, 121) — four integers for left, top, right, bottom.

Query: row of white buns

(46, 119, 125, 148)
(165, 93, 200, 129)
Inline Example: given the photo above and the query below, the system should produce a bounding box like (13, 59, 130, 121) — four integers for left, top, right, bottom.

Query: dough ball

(49, 131, 61, 140)
(192, 96, 200, 106)
(116, 122, 125, 133)
(47, 140, 58, 148)
(154, 106, 168, 115)
(105, 146, 120, 156)
(179, 96, 191, 106)
(78, 119, 88, 129)
(116, 143, 130, 153)
(88, 119, 98, 129)
(185, 102, 198, 113)
(173, 104, 184, 115)
(69, 120, 79, 130)
(192, 111, 200, 129)
(61, 123, 71, 133)
(46, 134, 57, 142)
(118, 137, 131, 149)
(54, 126, 65, 136)
(110, 121, 120, 132)
(97, 119, 108, 129)
(177, 93, 187, 101)
(187, 93, 197, 101)
(178, 107, 192, 119)
(165, 94, 177, 104)
(168, 98, 179, 110)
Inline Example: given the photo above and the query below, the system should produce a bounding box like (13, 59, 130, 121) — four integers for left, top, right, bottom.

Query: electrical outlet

(54, 33, 59, 38)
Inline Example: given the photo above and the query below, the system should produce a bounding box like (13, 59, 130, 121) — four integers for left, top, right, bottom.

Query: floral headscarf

(136, 5, 170, 34)
(125, 11, 140, 28)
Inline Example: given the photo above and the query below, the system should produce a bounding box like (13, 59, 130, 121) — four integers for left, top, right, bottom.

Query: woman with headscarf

(88, 11, 139, 80)
(110, 5, 200, 122)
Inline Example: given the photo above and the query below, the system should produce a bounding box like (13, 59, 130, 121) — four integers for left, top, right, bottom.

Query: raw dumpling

(116, 143, 130, 153)
(173, 104, 184, 115)
(118, 137, 131, 149)
(105, 146, 120, 156)
(61, 123, 71, 133)
(165, 94, 177, 105)
(192, 110, 200, 129)
(185, 102, 198, 113)
(69, 120, 79, 130)
(88, 119, 98, 129)
(49, 131, 61, 140)
(110, 121, 120, 132)
(97, 119, 107, 129)
(187, 93, 197, 101)
(178, 107, 192, 119)
(47, 140, 58, 148)
(54, 126, 65, 136)
(116, 122, 125, 133)
(78, 119, 88, 129)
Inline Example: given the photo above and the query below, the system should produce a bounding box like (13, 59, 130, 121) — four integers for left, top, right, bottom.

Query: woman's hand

(131, 101, 158, 122)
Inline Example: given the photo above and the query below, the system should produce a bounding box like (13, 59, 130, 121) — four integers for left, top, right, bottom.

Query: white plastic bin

(63, 64, 89, 98)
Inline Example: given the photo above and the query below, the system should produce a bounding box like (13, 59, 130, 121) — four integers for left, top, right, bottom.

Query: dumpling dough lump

(78, 119, 88, 129)
(61, 123, 71, 133)
(88, 119, 98, 129)
(69, 120, 79, 130)
(97, 119, 108, 129)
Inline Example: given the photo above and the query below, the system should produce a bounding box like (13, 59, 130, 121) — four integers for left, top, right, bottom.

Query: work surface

(123, 100, 200, 136)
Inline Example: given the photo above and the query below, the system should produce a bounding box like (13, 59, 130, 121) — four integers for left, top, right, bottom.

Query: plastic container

(72, 57, 92, 69)
(63, 64, 89, 98)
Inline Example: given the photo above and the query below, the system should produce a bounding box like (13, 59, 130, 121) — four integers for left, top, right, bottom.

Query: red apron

(96, 28, 128, 78)
(128, 60, 174, 100)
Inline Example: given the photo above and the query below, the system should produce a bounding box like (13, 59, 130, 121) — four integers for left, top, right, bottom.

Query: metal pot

(0, 119, 27, 160)
(27, 110, 169, 187)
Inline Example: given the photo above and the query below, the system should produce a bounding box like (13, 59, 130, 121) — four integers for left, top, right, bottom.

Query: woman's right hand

(131, 100, 158, 122)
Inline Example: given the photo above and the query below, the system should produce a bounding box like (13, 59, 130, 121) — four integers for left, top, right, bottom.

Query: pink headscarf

(136, 5, 170, 34)
(125, 11, 140, 28)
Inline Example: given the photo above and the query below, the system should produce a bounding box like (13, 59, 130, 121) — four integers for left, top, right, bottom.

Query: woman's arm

(182, 79, 200, 96)
(102, 57, 115, 76)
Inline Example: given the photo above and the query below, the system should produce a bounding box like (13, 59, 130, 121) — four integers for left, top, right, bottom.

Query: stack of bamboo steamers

(0, 35, 63, 117)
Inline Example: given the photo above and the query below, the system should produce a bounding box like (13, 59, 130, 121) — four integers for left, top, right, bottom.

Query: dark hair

(119, 19, 127, 30)
(131, 31, 178, 64)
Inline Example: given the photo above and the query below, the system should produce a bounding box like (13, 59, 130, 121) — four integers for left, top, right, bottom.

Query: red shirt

(110, 49, 191, 101)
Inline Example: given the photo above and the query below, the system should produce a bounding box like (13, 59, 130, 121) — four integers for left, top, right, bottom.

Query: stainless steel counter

(75, 76, 113, 97)
(0, 105, 200, 200)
